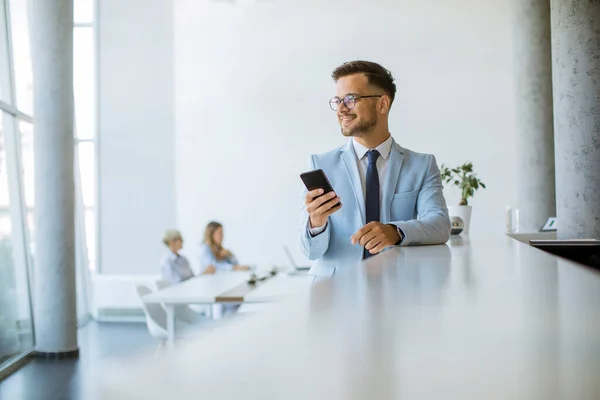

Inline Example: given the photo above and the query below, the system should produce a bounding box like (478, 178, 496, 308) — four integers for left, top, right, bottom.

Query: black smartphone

(300, 169, 341, 207)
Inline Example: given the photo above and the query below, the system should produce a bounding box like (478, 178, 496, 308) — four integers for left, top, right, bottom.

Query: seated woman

(199, 222, 249, 272)
(160, 229, 197, 284)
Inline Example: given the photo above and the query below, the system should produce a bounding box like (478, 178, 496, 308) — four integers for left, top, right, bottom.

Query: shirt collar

(352, 135, 393, 161)
(167, 251, 180, 260)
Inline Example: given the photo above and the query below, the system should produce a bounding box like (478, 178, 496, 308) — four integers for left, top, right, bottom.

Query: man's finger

(315, 196, 341, 213)
(351, 222, 379, 244)
(306, 188, 324, 200)
(306, 193, 332, 212)
(322, 202, 342, 217)
(365, 234, 385, 250)
(304, 190, 322, 207)
(370, 239, 391, 254)
(359, 230, 378, 247)
(307, 191, 337, 209)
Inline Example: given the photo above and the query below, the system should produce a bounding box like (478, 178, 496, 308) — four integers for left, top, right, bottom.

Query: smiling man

(300, 60, 451, 264)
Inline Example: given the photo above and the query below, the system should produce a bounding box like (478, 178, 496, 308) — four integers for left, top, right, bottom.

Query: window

(74, 0, 94, 25)
(77, 142, 96, 272)
(0, 0, 35, 375)
(73, 4, 96, 273)
(0, 0, 97, 376)
(0, 113, 34, 372)
(74, 27, 95, 140)
(8, 0, 33, 115)
(73, 0, 96, 316)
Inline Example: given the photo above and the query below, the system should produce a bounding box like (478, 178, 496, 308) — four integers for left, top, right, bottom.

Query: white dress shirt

(352, 135, 393, 202)
(310, 135, 394, 235)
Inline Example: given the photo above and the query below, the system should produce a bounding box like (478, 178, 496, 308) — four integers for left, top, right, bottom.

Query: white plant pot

(448, 205, 472, 235)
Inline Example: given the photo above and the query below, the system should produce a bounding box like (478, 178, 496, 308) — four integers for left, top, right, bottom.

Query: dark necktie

(364, 150, 380, 259)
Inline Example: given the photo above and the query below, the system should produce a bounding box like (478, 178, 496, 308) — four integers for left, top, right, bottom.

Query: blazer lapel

(340, 141, 366, 224)
(381, 140, 404, 223)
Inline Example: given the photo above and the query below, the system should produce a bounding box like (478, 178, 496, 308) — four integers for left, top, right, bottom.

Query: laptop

(283, 246, 311, 272)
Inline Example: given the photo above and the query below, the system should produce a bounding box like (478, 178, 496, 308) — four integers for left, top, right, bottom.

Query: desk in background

(142, 272, 311, 347)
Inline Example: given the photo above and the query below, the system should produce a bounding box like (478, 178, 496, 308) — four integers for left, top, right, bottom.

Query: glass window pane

(77, 142, 95, 272)
(18, 121, 34, 259)
(84, 208, 95, 272)
(8, 0, 33, 115)
(77, 142, 94, 208)
(0, 113, 34, 370)
(74, 0, 94, 24)
(75, 219, 90, 317)
(0, 116, 9, 209)
(19, 120, 33, 209)
(0, 4, 6, 102)
(74, 27, 95, 139)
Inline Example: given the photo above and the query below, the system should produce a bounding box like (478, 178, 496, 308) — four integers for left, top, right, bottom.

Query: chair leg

(153, 341, 164, 357)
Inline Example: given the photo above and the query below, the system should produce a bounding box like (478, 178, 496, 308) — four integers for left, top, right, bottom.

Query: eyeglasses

(329, 94, 384, 111)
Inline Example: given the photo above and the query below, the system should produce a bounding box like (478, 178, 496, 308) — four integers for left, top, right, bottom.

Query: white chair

(155, 279, 201, 323)
(154, 279, 171, 290)
(136, 285, 168, 355)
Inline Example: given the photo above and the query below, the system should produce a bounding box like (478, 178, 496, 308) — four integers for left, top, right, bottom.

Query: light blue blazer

(300, 139, 451, 269)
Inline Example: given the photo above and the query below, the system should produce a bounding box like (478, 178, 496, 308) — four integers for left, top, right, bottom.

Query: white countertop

(100, 235, 600, 399)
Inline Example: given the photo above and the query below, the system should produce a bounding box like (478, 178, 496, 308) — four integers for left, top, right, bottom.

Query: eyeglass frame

(329, 94, 385, 111)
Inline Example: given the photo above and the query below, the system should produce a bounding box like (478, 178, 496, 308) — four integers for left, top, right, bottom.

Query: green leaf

(440, 161, 486, 194)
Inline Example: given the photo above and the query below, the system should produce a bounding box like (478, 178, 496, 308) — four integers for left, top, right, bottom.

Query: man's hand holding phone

(305, 189, 342, 228)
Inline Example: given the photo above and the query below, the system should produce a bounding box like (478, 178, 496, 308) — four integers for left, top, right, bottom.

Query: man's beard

(340, 111, 378, 137)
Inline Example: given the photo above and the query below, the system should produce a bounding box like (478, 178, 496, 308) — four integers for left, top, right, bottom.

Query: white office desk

(143, 271, 250, 347)
(143, 271, 252, 304)
(101, 235, 600, 399)
(143, 271, 310, 347)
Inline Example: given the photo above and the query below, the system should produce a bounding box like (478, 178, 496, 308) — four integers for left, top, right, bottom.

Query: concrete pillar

(30, 0, 78, 355)
(514, 0, 556, 232)
(551, 1, 600, 240)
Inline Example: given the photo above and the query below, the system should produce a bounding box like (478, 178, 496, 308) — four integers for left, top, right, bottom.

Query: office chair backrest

(154, 280, 198, 324)
(155, 279, 171, 290)
(136, 284, 168, 338)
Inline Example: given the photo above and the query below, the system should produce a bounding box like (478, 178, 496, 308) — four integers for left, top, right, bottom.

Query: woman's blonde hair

(163, 229, 182, 246)
(203, 221, 231, 260)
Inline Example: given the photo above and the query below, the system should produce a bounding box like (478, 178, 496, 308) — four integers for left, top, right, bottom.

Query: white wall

(174, 0, 517, 271)
(98, 0, 175, 274)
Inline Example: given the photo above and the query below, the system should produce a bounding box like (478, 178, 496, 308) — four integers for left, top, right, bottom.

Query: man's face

(335, 74, 381, 137)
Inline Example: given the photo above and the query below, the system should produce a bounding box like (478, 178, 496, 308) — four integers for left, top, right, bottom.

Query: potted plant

(440, 162, 486, 235)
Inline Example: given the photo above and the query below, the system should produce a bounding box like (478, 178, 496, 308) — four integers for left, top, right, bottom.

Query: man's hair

(332, 60, 396, 105)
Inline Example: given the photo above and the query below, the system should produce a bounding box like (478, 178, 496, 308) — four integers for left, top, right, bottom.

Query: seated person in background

(199, 222, 249, 272)
(160, 229, 198, 284)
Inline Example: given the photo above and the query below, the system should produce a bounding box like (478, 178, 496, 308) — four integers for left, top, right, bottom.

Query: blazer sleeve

(392, 155, 451, 246)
